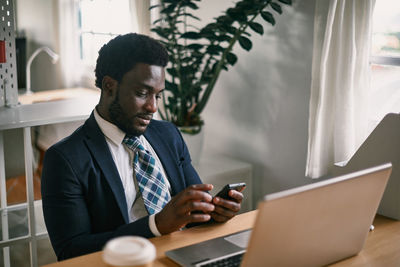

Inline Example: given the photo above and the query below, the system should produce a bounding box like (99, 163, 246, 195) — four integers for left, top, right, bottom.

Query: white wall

(194, 0, 316, 202)
(4, 0, 62, 178)
(15, 0, 62, 91)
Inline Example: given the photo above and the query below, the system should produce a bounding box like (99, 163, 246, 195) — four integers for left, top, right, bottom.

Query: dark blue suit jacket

(41, 113, 202, 260)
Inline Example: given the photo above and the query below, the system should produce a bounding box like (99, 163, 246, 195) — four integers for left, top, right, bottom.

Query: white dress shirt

(94, 109, 170, 236)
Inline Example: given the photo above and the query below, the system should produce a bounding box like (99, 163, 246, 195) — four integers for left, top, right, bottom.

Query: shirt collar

(93, 107, 125, 146)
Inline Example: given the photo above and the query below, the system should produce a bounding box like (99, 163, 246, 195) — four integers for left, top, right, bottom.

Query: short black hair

(94, 33, 168, 89)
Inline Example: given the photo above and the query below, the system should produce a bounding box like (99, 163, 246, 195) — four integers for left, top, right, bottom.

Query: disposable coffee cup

(103, 236, 156, 267)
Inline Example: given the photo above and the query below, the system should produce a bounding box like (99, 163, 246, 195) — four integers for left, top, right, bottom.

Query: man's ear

(102, 76, 118, 97)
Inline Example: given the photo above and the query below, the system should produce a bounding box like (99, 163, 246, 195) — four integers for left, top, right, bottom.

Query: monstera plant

(151, 0, 292, 134)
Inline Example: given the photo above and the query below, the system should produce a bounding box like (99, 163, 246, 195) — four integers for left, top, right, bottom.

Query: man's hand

(211, 189, 243, 223)
(155, 184, 214, 235)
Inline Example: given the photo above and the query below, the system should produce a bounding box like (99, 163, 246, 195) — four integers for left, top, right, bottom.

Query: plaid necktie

(123, 135, 171, 215)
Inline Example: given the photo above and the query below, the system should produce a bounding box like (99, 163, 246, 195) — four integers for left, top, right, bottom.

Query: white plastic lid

(102, 236, 156, 266)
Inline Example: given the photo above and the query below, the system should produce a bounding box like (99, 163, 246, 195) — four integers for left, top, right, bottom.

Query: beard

(108, 93, 147, 136)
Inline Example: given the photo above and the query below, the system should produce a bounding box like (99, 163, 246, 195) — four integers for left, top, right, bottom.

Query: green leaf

(249, 22, 264, 35)
(149, 4, 160, 10)
(181, 31, 201, 39)
(186, 2, 199, 10)
(191, 50, 204, 59)
(187, 43, 203, 50)
(226, 52, 238, 65)
(182, 13, 201, 21)
(152, 18, 164, 25)
(216, 15, 234, 25)
(165, 86, 177, 97)
(223, 25, 237, 34)
(278, 0, 292, 5)
(160, 4, 177, 14)
(207, 45, 224, 55)
(166, 68, 178, 77)
(216, 34, 231, 42)
(167, 96, 177, 105)
(165, 81, 178, 94)
(261, 11, 275, 25)
(180, 57, 192, 63)
(200, 28, 217, 41)
(203, 23, 220, 30)
(238, 36, 252, 51)
(181, 66, 195, 75)
(235, 1, 254, 10)
(226, 8, 247, 22)
(151, 28, 169, 39)
(270, 2, 282, 14)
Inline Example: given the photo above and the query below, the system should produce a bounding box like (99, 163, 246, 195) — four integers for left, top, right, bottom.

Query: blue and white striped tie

(123, 135, 171, 215)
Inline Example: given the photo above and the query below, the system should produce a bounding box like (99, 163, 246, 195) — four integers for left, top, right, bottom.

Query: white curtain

(57, 0, 81, 88)
(130, 0, 151, 35)
(305, 0, 376, 178)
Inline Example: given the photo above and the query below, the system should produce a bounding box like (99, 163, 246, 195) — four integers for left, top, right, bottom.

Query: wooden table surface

(331, 215, 400, 266)
(43, 211, 257, 267)
(43, 211, 400, 267)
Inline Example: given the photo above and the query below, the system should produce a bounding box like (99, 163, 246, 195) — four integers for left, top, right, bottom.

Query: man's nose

(144, 95, 158, 113)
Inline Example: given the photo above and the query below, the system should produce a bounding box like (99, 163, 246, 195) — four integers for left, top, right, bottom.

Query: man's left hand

(210, 189, 244, 222)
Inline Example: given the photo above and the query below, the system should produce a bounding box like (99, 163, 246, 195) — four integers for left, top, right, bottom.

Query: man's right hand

(155, 184, 214, 235)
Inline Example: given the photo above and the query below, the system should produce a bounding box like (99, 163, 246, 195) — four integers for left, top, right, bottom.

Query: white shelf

(0, 88, 99, 267)
(0, 95, 99, 130)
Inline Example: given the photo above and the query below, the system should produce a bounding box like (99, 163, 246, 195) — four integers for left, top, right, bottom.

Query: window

(77, 0, 132, 66)
(58, 0, 151, 87)
(369, 0, 400, 129)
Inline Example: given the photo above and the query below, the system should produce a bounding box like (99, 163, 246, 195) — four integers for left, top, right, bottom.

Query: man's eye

(156, 94, 162, 100)
(136, 91, 147, 97)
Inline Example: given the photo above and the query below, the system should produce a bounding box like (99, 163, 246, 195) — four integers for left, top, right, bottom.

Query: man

(41, 33, 243, 261)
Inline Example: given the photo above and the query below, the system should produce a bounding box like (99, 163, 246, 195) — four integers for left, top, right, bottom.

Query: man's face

(108, 63, 165, 136)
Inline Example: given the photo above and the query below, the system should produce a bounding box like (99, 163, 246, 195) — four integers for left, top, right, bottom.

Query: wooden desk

(43, 211, 257, 267)
(331, 215, 400, 266)
(42, 211, 400, 267)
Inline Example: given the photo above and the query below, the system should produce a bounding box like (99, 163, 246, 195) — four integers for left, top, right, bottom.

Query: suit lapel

(83, 113, 129, 223)
(144, 122, 184, 195)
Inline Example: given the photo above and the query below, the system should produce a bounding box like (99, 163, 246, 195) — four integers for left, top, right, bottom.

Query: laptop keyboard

(195, 251, 244, 267)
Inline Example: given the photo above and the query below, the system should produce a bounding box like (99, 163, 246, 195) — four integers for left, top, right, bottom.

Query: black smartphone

(214, 182, 246, 200)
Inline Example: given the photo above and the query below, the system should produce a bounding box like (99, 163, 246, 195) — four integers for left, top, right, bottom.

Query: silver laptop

(166, 163, 392, 267)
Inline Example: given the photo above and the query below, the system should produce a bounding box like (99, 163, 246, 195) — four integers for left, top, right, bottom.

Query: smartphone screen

(215, 183, 246, 199)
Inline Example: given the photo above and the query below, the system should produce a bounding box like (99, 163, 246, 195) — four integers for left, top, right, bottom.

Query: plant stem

(195, 3, 270, 115)
(160, 90, 169, 121)
(169, 5, 187, 125)
(158, 108, 166, 120)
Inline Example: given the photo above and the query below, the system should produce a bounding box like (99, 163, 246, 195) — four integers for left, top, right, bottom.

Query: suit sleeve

(174, 125, 203, 187)
(172, 125, 215, 228)
(41, 146, 154, 261)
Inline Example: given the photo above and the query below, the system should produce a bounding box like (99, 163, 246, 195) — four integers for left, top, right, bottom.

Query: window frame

(371, 56, 400, 66)
(76, 0, 133, 68)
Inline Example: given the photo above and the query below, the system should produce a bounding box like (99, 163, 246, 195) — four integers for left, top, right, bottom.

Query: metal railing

(0, 129, 49, 267)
